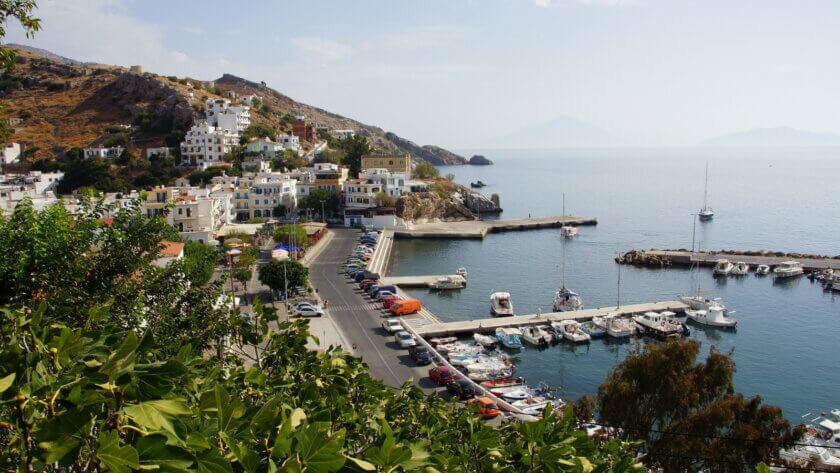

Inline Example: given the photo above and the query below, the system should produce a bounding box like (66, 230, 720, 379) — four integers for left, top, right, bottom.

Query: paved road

(308, 228, 432, 388)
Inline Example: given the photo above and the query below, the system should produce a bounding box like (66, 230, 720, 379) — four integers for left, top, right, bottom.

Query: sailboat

(553, 233, 583, 312)
(678, 216, 729, 313)
(699, 162, 714, 221)
(560, 193, 579, 238)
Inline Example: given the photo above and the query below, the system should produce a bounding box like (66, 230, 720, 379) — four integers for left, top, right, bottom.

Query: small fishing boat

(633, 312, 685, 339)
(551, 320, 591, 343)
(755, 264, 771, 276)
(473, 333, 498, 348)
(498, 388, 531, 401)
(429, 276, 465, 290)
(521, 325, 553, 346)
(713, 259, 734, 276)
(773, 260, 804, 279)
(605, 316, 636, 339)
(490, 292, 514, 316)
(560, 225, 579, 238)
(429, 336, 458, 347)
(495, 327, 523, 349)
(686, 305, 737, 328)
(581, 317, 607, 338)
(480, 377, 525, 389)
(730, 262, 750, 276)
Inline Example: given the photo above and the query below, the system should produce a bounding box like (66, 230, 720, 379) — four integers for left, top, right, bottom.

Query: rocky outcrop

(383, 133, 467, 165)
(615, 250, 673, 267)
(105, 73, 197, 132)
(468, 154, 493, 165)
(396, 191, 475, 222)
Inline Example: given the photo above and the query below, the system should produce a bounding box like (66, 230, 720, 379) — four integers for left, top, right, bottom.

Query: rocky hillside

(2, 46, 466, 165)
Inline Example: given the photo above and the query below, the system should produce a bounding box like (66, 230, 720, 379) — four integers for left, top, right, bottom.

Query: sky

(7, 0, 840, 148)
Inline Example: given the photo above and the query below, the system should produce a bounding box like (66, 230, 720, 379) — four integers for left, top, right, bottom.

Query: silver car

(394, 330, 416, 348)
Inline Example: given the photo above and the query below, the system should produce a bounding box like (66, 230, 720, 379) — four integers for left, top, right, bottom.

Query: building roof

(159, 240, 185, 257)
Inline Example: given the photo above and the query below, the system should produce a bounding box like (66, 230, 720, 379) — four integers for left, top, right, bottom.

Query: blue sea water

(388, 148, 840, 420)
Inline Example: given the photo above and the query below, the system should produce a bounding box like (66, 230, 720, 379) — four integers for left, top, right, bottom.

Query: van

(390, 298, 422, 316)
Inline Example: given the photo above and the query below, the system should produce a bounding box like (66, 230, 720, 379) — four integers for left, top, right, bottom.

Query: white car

(376, 290, 396, 301)
(294, 304, 325, 317)
(394, 330, 416, 348)
(382, 319, 403, 333)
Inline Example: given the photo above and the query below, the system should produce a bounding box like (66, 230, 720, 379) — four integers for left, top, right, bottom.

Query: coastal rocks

(468, 154, 493, 165)
(615, 250, 673, 267)
(384, 133, 468, 165)
(396, 189, 474, 222)
(105, 72, 197, 131)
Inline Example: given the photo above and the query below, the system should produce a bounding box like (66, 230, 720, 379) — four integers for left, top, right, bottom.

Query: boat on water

(755, 264, 771, 276)
(521, 325, 553, 346)
(456, 267, 468, 279)
(551, 320, 591, 343)
(473, 333, 498, 348)
(832, 279, 840, 292)
(713, 259, 734, 276)
(437, 342, 482, 355)
(495, 327, 523, 349)
(698, 162, 714, 221)
(686, 305, 737, 328)
(429, 336, 458, 347)
(730, 262, 750, 276)
(470, 180, 486, 188)
(633, 312, 686, 339)
(480, 377, 525, 389)
(678, 295, 729, 314)
(581, 317, 607, 338)
(429, 276, 465, 290)
(774, 260, 805, 279)
(605, 316, 636, 339)
(465, 359, 514, 381)
(560, 225, 579, 238)
(553, 287, 583, 312)
(490, 292, 514, 316)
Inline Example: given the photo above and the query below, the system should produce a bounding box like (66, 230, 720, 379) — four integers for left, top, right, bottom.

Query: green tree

(374, 191, 395, 207)
(183, 241, 219, 286)
(597, 339, 801, 472)
(299, 189, 341, 217)
(234, 267, 252, 292)
(239, 123, 276, 144)
(336, 134, 370, 177)
(0, 1, 41, 72)
(271, 149, 306, 171)
(273, 224, 308, 248)
(314, 148, 344, 165)
(259, 259, 309, 295)
(412, 162, 439, 179)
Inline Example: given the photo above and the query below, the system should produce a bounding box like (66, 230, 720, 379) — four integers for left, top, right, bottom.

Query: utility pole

(320, 200, 326, 223)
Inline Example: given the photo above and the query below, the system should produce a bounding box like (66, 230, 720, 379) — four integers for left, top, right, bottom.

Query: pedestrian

(352, 343, 357, 350)
(324, 299, 329, 307)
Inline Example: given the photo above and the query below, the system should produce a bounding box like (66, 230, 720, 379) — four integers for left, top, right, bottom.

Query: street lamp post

(320, 200, 326, 223)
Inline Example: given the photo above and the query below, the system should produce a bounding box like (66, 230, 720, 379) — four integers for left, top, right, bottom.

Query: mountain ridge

(702, 127, 840, 147)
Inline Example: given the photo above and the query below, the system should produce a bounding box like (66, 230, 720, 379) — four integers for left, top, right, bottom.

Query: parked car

(382, 295, 402, 309)
(370, 285, 397, 298)
(446, 379, 476, 399)
(382, 319, 403, 333)
(376, 290, 396, 301)
(353, 272, 369, 283)
(394, 330, 416, 348)
(428, 366, 455, 385)
(294, 304, 325, 317)
(468, 397, 502, 419)
(365, 284, 381, 296)
(360, 280, 377, 291)
(345, 264, 361, 274)
(408, 345, 433, 365)
(390, 299, 422, 316)
(292, 302, 317, 312)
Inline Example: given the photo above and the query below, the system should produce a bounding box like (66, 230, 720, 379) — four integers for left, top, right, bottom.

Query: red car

(382, 295, 402, 308)
(428, 366, 455, 385)
(359, 279, 376, 290)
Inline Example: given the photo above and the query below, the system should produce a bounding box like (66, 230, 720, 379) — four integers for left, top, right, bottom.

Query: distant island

(702, 127, 840, 147)
(468, 154, 493, 165)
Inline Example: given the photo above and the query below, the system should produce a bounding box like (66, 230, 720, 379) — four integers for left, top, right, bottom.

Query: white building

(276, 133, 301, 153)
(249, 177, 297, 219)
(244, 137, 284, 159)
(331, 129, 356, 139)
(0, 171, 64, 215)
(84, 147, 124, 159)
(360, 168, 409, 198)
(2, 142, 21, 165)
(205, 98, 250, 132)
(180, 121, 238, 169)
(146, 147, 174, 159)
(344, 179, 383, 209)
(239, 94, 262, 106)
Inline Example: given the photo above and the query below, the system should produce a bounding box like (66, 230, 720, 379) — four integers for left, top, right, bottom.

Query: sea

(387, 147, 840, 421)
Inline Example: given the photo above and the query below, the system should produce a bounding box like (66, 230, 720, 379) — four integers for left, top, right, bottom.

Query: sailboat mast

(703, 162, 709, 209)
(562, 192, 566, 217)
(561, 236, 566, 289)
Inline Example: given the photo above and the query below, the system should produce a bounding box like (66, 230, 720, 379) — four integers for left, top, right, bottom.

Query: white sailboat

(553, 231, 584, 312)
(679, 216, 729, 312)
(699, 161, 714, 221)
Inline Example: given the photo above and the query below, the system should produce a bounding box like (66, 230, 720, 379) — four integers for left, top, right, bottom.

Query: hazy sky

(8, 0, 840, 148)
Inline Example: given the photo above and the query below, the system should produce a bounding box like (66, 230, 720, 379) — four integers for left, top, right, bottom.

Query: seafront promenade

(394, 215, 597, 239)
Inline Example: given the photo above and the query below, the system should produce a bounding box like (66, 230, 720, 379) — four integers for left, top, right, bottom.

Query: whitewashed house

(2, 142, 21, 165)
(84, 147, 124, 159)
(276, 133, 301, 153)
(205, 98, 250, 132)
(179, 121, 238, 169)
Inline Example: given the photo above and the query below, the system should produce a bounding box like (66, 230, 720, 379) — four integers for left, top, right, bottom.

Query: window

(178, 208, 182, 215)
(186, 208, 191, 217)
(178, 223, 183, 231)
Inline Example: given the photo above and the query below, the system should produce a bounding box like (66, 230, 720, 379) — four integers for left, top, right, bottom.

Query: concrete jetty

(380, 274, 466, 288)
(621, 250, 840, 272)
(406, 301, 688, 337)
(394, 215, 597, 239)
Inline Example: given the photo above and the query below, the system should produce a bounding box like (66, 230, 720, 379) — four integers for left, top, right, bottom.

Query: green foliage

(258, 259, 309, 293)
(188, 167, 227, 186)
(0, 302, 644, 473)
(412, 162, 439, 179)
(103, 132, 129, 147)
(250, 97, 262, 108)
(233, 267, 252, 288)
(239, 123, 276, 144)
(271, 149, 307, 171)
(183, 241, 220, 286)
(314, 148, 344, 165)
(299, 189, 341, 217)
(273, 224, 308, 248)
(374, 191, 396, 208)
(445, 173, 455, 181)
(335, 135, 371, 177)
(597, 339, 801, 472)
(57, 157, 130, 193)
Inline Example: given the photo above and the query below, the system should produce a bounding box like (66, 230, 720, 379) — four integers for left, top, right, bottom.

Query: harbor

(393, 215, 597, 239)
(380, 274, 467, 288)
(618, 249, 840, 272)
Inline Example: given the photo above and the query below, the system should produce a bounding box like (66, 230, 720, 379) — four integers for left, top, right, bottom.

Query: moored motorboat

(495, 327, 523, 349)
(773, 260, 804, 279)
(521, 325, 553, 346)
(429, 336, 458, 347)
(551, 320, 590, 343)
(678, 295, 729, 314)
(490, 292, 514, 316)
(429, 276, 465, 290)
(755, 264, 771, 276)
(605, 316, 636, 339)
(473, 333, 498, 348)
(633, 312, 685, 339)
(686, 305, 737, 328)
(581, 318, 607, 338)
(713, 259, 734, 276)
(560, 225, 579, 238)
(730, 262, 750, 276)
(480, 377, 525, 389)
